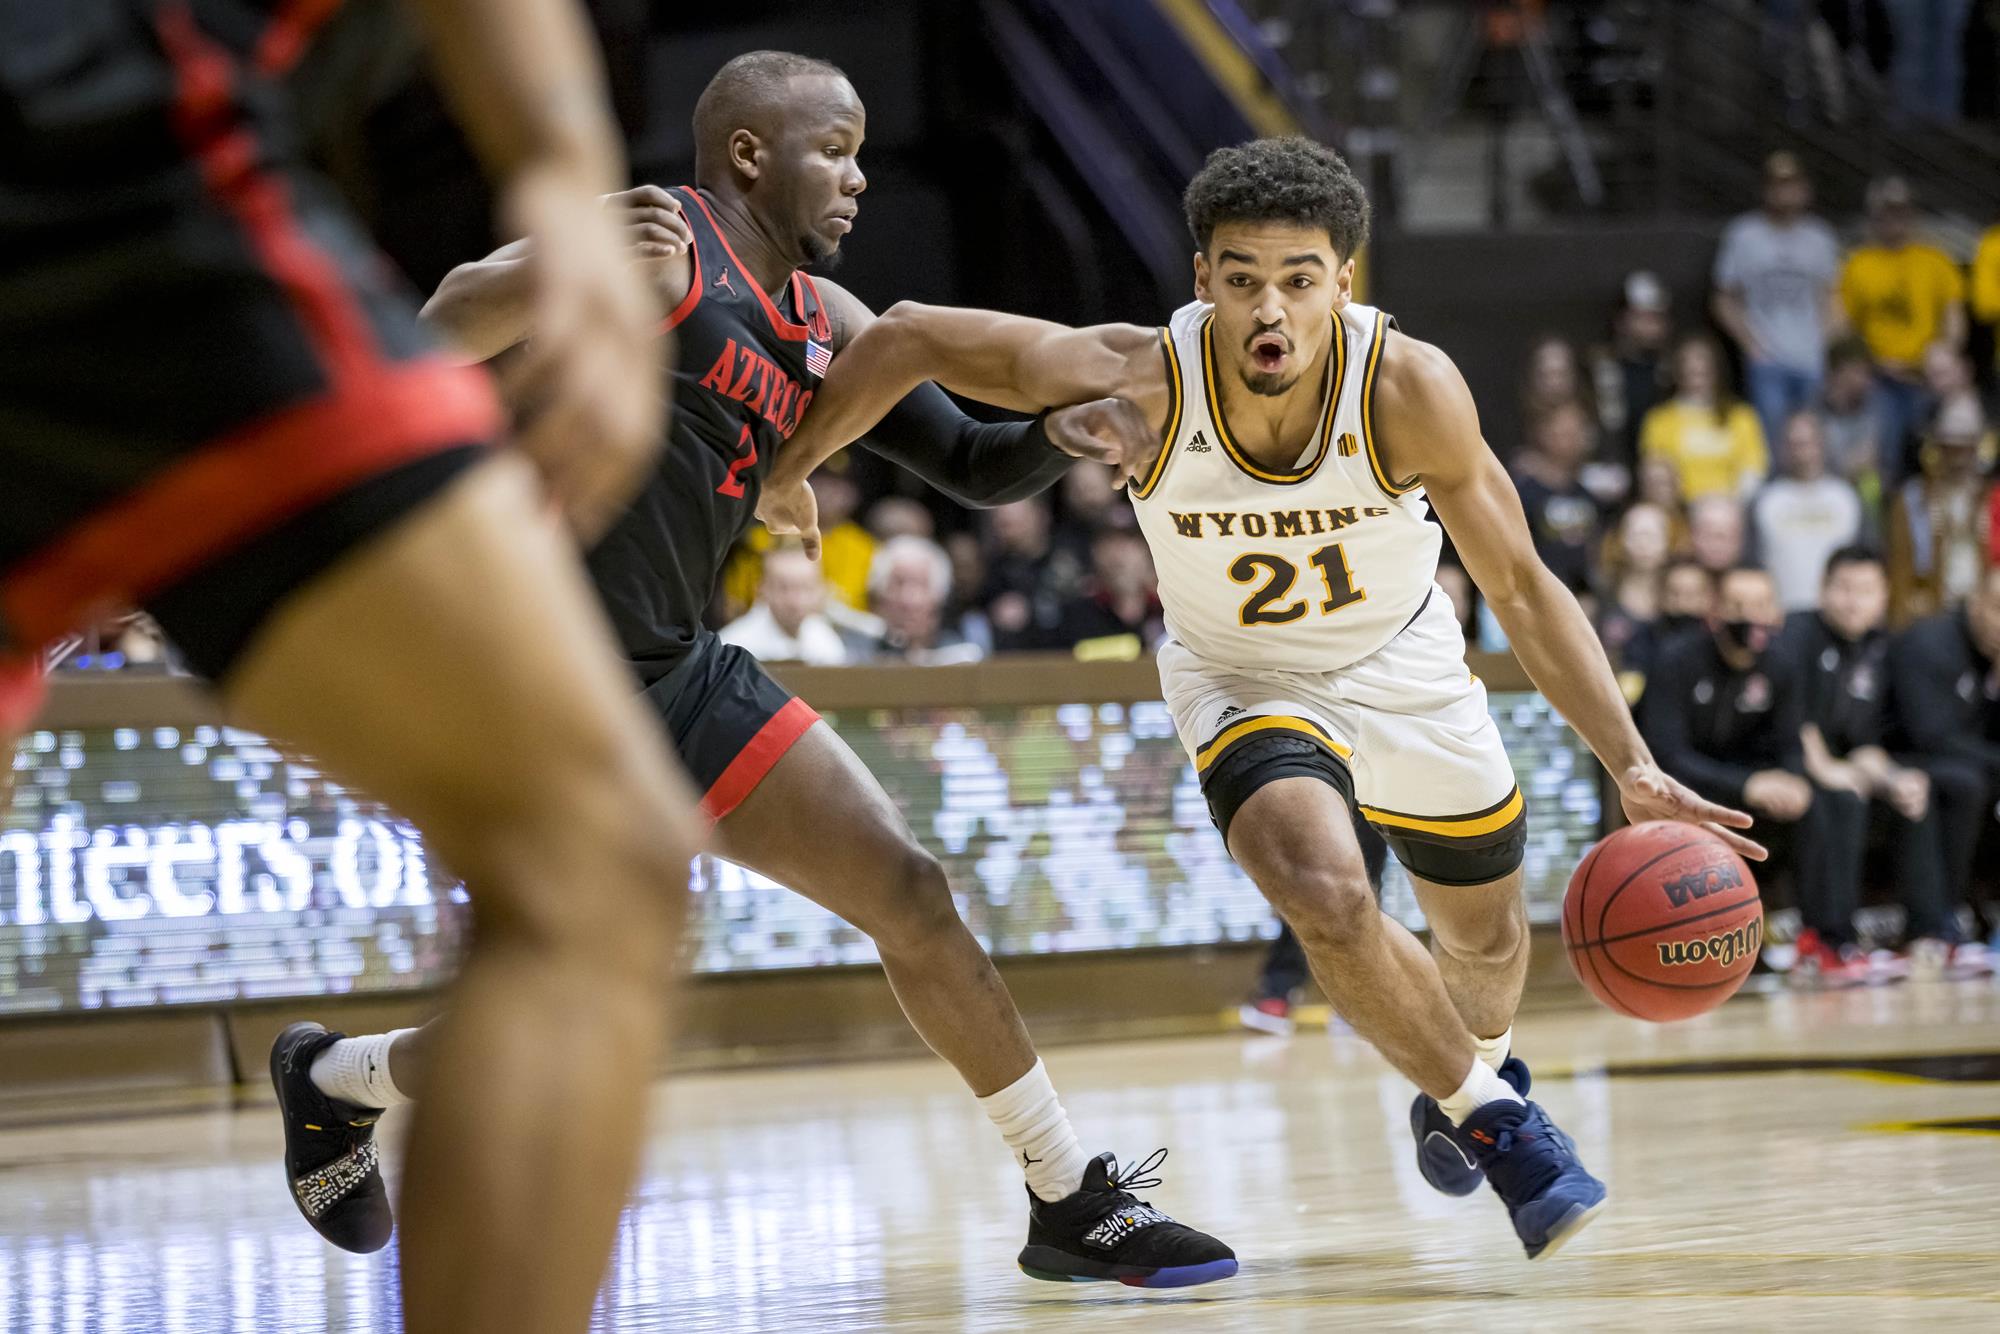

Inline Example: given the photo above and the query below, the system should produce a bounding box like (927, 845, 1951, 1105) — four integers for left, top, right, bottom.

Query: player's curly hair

(1182, 137, 1370, 259)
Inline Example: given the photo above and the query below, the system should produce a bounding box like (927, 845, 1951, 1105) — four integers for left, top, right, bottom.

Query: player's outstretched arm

(1376, 334, 1767, 860)
(771, 303, 1157, 493)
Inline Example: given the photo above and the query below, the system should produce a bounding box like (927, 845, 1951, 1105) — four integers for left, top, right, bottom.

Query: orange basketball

(1560, 821, 1764, 1022)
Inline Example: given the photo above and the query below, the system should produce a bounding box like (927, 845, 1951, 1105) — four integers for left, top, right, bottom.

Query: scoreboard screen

(1, 694, 1599, 1013)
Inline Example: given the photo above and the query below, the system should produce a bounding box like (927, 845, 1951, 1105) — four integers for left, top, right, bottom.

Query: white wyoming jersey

(1128, 299, 1442, 672)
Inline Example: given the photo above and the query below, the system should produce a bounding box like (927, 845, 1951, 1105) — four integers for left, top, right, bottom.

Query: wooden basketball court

(2, 980, 1997, 1331)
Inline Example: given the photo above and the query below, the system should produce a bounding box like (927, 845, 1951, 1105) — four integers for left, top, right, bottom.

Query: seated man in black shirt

(1890, 564, 2000, 956)
(1642, 566, 1850, 976)
(1779, 547, 1965, 977)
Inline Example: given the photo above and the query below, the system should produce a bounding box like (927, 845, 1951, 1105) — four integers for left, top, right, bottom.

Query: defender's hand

(1619, 763, 1767, 861)
(500, 167, 668, 542)
(603, 183, 691, 263)
(1046, 397, 1159, 488)
(757, 478, 822, 560)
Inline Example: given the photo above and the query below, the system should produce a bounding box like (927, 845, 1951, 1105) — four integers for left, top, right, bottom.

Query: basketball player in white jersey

(761, 136, 1766, 1260)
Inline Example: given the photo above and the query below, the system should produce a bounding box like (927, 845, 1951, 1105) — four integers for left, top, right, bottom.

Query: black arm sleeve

(1640, 642, 1760, 802)
(855, 381, 1072, 508)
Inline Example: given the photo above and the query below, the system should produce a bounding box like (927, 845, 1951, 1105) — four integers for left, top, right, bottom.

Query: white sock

(1473, 1028, 1513, 1072)
(1436, 1055, 1524, 1127)
(309, 1029, 417, 1109)
(977, 1059, 1090, 1202)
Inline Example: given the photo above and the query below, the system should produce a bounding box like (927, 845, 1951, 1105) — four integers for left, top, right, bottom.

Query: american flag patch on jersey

(805, 339, 833, 377)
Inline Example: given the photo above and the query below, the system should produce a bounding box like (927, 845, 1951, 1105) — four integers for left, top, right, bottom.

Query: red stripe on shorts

(700, 697, 821, 822)
(0, 6, 503, 645)
(0, 362, 500, 646)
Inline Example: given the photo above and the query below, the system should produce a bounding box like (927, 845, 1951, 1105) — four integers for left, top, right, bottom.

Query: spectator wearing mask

(1779, 546, 1962, 980)
(1640, 335, 1770, 502)
(1591, 270, 1675, 471)
(1889, 563, 2000, 951)
(1623, 557, 1717, 700)
(1886, 393, 1996, 623)
(867, 535, 984, 665)
(1840, 177, 1968, 479)
(1754, 410, 1865, 611)
(1511, 399, 1606, 596)
(718, 545, 864, 666)
(1689, 493, 1751, 575)
(1048, 528, 1165, 653)
(1712, 152, 1846, 445)
(1641, 565, 1824, 950)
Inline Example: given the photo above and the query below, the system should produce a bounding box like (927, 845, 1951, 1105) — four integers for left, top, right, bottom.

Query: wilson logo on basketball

(1656, 917, 1763, 969)
(1660, 861, 1743, 909)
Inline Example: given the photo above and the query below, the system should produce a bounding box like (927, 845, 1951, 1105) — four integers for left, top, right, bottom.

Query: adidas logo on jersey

(1185, 430, 1211, 453)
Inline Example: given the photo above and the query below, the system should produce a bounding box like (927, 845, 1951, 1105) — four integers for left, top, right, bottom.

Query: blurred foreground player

(763, 136, 1762, 1260)
(277, 51, 1236, 1289)
(0, 3, 704, 1331)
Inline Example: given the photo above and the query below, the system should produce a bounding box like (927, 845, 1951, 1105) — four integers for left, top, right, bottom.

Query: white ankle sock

(1436, 1055, 1524, 1127)
(977, 1059, 1090, 1202)
(309, 1029, 417, 1109)
(1473, 1028, 1513, 1072)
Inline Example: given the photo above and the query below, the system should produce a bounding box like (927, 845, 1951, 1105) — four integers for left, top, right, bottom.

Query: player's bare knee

(1266, 860, 1377, 951)
(448, 775, 689, 977)
(860, 845, 963, 956)
(1430, 898, 1526, 967)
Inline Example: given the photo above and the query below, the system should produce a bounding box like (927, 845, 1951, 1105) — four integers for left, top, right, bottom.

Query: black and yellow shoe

(1018, 1150, 1237, 1288)
(269, 1022, 393, 1253)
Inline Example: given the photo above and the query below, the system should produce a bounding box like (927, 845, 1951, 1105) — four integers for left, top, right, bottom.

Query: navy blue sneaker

(1461, 1095, 1605, 1259)
(1018, 1150, 1237, 1288)
(1409, 1056, 1530, 1196)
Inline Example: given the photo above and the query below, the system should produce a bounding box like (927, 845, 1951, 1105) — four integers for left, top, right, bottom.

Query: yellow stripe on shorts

(1194, 715, 1351, 773)
(1359, 787, 1524, 840)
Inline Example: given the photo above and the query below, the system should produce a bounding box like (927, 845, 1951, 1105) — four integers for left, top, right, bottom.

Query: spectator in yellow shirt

(1973, 221, 2000, 374)
(1640, 334, 1771, 502)
(1840, 177, 1967, 480)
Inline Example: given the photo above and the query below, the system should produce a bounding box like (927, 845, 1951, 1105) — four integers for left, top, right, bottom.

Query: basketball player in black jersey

(269, 51, 1236, 1290)
(2, 3, 707, 1330)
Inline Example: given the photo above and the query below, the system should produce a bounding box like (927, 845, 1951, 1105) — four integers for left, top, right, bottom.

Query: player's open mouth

(1249, 334, 1289, 372)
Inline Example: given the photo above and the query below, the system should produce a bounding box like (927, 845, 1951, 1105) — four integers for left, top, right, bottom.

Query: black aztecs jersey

(585, 187, 833, 683)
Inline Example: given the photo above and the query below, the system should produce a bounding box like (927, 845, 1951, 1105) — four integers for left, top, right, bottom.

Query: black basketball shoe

(270, 1021, 394, 1253)
(1018, 1150, 1237, 1288)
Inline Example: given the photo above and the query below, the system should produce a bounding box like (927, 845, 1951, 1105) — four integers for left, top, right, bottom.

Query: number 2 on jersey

(1231, 543, 1366, 626)
(716, 423, 758, 498)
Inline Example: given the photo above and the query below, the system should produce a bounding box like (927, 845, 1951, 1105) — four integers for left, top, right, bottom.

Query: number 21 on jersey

(1231, 543, 1365, 626)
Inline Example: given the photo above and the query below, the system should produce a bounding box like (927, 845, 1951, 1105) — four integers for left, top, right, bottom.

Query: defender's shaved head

(693, 50, 851, 186)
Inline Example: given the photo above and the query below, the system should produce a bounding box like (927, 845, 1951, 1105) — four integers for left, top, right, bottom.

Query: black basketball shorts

(0, 2, 498, 682)
(637, 633, 822, 823)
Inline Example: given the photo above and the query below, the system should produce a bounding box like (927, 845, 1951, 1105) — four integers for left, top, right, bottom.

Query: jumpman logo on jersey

(713, 267, 737, 297)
